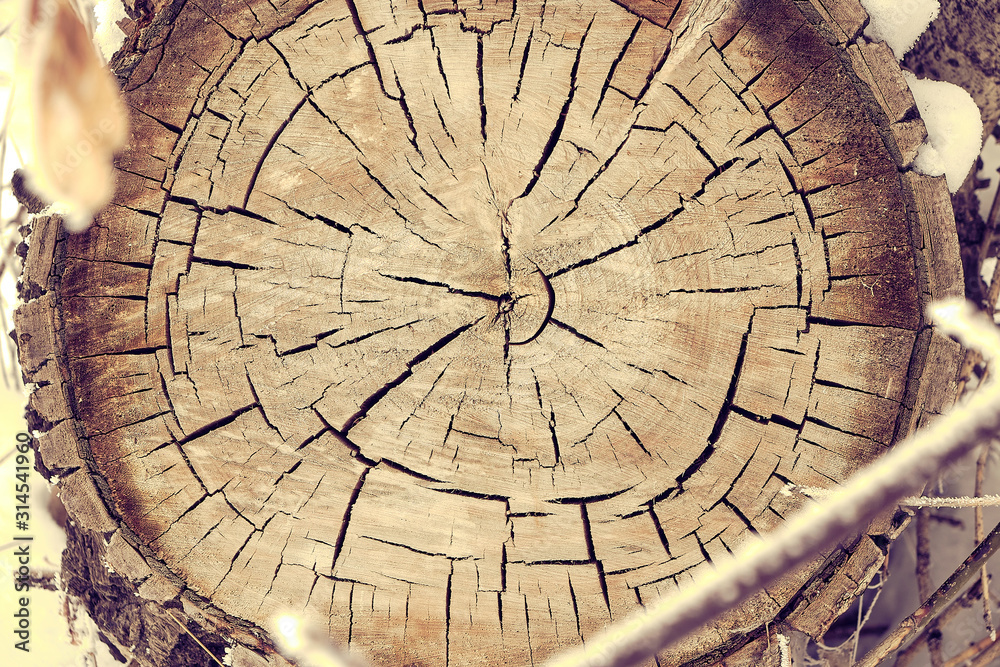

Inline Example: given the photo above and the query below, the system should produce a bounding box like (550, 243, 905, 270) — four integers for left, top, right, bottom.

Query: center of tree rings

(165, 3, 825, 506)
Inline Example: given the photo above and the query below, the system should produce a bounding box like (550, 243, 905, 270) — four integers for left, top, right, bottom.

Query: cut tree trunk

(15, 0, 965, 665)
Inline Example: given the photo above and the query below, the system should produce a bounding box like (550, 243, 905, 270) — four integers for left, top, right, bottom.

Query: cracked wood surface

(14, 0, 965, 665)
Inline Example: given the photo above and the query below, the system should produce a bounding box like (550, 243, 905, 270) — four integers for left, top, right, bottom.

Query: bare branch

(916, 509, 944, 666)
(857, 519, 1000, 665)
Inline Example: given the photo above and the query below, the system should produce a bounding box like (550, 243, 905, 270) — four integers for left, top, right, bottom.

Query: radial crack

(343, 318, 483, 432)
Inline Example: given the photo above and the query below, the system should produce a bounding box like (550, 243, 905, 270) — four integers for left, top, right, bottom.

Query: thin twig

(857, 518, 1000, 667)
(917, 509, 945, 667)
(897, 226, 1000, 664)
(164, 609, 226, 667)
(958, 214, 1000, 653)
(970, 635, 1000, 667)
(855, 575, 885, 662)
(894, 579, 983, 667)
(854, 590, 867, 664)
(543, 301, 1000, 667)
(975, 444, 996, 640)
(812, 572, 885, 662)
(943, 633, 997, 667)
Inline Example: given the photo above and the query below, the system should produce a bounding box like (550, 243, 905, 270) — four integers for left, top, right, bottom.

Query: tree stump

(15, 0, 966, 665)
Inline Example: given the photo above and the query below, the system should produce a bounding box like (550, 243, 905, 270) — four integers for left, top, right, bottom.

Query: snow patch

(860, 0, 940, 60)
(93, 1, 128, 62)
(905, 72, 983, 193)
(982, 256, 997, 286)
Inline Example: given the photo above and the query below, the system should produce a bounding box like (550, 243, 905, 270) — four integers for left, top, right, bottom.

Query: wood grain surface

(15, 0, 965, 665)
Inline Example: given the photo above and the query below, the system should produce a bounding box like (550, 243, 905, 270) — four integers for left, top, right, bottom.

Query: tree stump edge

(14, 0, 966, 665)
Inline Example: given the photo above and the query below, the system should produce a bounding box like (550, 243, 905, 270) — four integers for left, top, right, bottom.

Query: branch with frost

(796, 485, 1000, 508)
(900, 494, 1000, 508)
(543, 299, 1000, 667)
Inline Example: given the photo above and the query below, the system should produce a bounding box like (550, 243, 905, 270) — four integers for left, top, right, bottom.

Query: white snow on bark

(92, 0, 128, 62)
(860, 0, 940, 59)
(906, 72, 984, 193)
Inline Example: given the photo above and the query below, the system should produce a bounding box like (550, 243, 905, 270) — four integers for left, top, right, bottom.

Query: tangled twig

(856, 518, 1000, 667)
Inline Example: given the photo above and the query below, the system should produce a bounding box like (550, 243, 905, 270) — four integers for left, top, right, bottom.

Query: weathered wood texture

(15, 0, 964, 665)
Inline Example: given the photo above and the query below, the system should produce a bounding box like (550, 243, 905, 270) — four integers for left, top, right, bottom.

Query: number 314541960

(14, 433, 31, 520)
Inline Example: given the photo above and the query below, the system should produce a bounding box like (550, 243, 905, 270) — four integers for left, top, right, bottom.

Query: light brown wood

(15, 0, 964, 665)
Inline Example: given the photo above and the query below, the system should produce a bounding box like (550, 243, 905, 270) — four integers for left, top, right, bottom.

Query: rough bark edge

(14, 214, 281, 666)
(12, 0, 313, 661)
(11, 0, 966, 665)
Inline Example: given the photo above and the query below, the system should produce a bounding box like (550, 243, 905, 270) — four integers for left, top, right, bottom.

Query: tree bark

(902, 0, 1000, 309)
(15, 0, 965, 665)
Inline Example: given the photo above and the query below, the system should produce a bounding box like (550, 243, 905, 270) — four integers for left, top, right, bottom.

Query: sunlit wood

(15, 0, 964, 665)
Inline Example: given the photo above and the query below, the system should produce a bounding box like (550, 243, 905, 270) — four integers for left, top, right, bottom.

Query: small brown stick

(858, 518, 1000, 667)
(975, 444, 996, 640)
(916, 509, 945, 667)
(943, 633, 997, 667)
(970, 635, 1000, 667)
(165, 609, 226, 667)
(895, 580, 983, 667)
